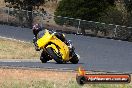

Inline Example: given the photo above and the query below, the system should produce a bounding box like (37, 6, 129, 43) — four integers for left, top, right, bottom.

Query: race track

(0, 25, 132, 73)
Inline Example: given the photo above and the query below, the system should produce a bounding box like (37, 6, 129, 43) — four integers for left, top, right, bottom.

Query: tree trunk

(27, 4, 33, 28)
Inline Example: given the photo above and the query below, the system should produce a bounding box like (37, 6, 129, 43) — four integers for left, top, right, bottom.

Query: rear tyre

(40, 51, 48, 63)
(70, 54, 79, 64)
(46, 47, 63, 64)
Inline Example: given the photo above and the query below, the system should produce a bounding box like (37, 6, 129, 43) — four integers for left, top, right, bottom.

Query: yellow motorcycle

(36, 29, 79, 64)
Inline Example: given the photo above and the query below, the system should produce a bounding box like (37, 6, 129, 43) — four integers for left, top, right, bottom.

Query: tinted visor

(37, 30, 46, 39)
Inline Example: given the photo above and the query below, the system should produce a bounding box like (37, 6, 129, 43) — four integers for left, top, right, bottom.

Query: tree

(99, 7, 123, 25)
(4, 0, 45, 27)
(107, 0, 115, 5)
(5, 0, 45, 9)
(124, 0, 132, 12)
(55, 0, 115, 21)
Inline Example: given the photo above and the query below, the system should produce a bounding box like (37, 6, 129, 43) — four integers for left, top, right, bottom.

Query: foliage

(55, 0, 115, 21)
(4, 0, 45, 10)
(4, 0, 45, 27)
(124, 0, 132, 12)
(98, 6, 123, 25)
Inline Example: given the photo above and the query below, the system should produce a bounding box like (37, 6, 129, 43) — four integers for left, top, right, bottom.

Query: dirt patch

(0, 68, 76, 83)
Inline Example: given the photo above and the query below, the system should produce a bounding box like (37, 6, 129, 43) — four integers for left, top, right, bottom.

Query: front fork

(68, 43, 75, 57)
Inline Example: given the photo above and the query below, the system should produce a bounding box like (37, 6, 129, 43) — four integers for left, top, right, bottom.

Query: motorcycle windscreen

(37, 30, 52, 48)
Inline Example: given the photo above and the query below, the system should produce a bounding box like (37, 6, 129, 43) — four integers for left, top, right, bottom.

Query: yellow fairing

(46, 44, 58, 53)
(37, 30, 51, 49)
(50, 36, 70, 61)
(37, 30, 70, 61)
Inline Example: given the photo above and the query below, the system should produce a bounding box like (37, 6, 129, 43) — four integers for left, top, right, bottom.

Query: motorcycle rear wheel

(70, 54, 79, 64)
(46, 47, 63, 64)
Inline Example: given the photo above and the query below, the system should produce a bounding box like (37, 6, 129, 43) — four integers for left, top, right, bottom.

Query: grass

(0, 68, 131, 88)
(0, 80, 79, 88)
(0, 38, 40, 59)
(1, 79, 132, 88)
(0, 76, 132, 88)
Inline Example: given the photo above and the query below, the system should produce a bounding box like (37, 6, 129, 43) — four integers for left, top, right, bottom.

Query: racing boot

(33, 37, 40, 51)
(34, 43, 40, 51)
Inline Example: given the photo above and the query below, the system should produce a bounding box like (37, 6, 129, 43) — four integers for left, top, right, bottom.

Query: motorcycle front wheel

(40, 51, 49, 63)
(46, 47, 63, 64)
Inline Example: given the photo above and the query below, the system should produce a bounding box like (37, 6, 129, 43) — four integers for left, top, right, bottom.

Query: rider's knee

(33, 37, 37, 43)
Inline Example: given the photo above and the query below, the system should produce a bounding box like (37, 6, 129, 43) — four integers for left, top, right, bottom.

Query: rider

(32, 24, 69, 51)
(32, 24, 42, 51)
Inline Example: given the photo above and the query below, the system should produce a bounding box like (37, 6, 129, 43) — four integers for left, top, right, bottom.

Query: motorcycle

(36, 29, 79, 64)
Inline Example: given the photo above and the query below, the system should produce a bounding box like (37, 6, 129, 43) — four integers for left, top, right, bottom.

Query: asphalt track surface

(0, 25, 132, 73)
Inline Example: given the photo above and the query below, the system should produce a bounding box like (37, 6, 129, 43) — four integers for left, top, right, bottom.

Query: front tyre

(40, 51, 48, 63)
(70, 54, 79, 64)
(46, 47, 63, 64)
